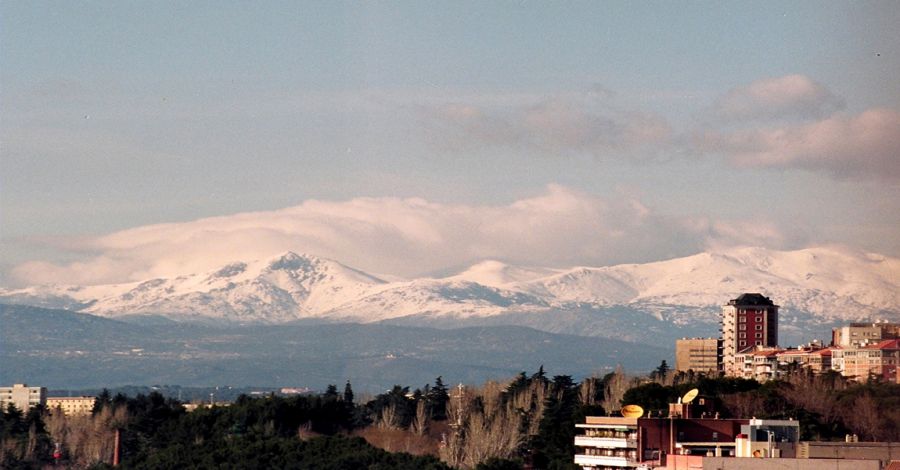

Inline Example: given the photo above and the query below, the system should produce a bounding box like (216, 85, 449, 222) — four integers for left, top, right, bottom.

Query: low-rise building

(832, 339, 900, 383)
(0, 384, 47, 411)
(573, 416, 639, 469)
(574, 402, 805, 469)
(832, 322, 900, 348)
(776, 345, 833, 374)
(46, 396, 96, 416)
(733, 347, 783, 382)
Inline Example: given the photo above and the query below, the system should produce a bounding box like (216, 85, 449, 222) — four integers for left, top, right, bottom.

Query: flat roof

(584, 416, 638, 425)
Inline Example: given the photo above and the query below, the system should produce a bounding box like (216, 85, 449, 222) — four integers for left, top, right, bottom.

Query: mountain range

(3, 246, 898, 346)
(0, 304, 669, 391)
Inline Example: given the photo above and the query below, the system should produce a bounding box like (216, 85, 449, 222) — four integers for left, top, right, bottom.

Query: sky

(2, 1, 899, 286)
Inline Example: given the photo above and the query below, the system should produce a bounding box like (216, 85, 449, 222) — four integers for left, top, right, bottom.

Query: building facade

(832, 322, 900, 348)
(675, 337, 722, 374)
(733, 347, 783, 382)
(832, 339, 900, 383)
(0, 384, 47, 411)
(573, 416, 639, 469)
(776, 346, 833, 374)
(722, 294, 779, 377)
(46, 396, 97, 416)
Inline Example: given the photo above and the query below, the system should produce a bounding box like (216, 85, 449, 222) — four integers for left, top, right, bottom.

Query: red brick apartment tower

(721, 293, 779, 376)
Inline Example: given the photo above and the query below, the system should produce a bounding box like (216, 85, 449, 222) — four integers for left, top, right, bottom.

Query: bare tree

(602, 365, 628, 414)
(411, 400, 428, 436)
(378, 403, 401, 430)
(845, 393, 882, 441)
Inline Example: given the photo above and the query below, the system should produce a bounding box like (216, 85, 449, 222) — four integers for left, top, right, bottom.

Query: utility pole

(451, 383, 465, 428)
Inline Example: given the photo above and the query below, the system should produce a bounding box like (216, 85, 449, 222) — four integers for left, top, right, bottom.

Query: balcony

(574, 436, 637, 448)
(573, 454, 635, 467)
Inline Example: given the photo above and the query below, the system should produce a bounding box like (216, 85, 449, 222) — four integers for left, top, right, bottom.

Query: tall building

(675, 338, 721, 373)
(0, 384, 47, 411)
(721, 293, 779, 376)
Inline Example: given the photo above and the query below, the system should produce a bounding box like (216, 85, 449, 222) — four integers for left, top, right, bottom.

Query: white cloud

(710, 74, 845, 122)
(696, 108, 900, 179)
(10, 185, 792, 286)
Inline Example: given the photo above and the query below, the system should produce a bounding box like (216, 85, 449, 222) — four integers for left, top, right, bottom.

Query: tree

(427, 377, 450, 421)
(343, 381, 354, 404)
(601, 366, 628, 414)
(653, 360, 670, 382)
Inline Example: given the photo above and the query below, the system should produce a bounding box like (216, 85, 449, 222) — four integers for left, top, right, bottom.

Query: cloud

(9, 185, 791, 286)
(425, 94, 672, 158)
(710, 74, 845, 122)
(695, 108, 900, 179)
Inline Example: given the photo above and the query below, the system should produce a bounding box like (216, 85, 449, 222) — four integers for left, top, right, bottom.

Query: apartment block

(832, 339, 900, 383)
(675, 338, 721, 373)
(0, 384, 47, 412)
(832, 322, 900, 348)
(721, 293, 779, 377)
(47, 396, 97, 416)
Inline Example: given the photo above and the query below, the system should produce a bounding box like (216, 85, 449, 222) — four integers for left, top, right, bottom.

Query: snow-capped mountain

(2, 247, 898, 332)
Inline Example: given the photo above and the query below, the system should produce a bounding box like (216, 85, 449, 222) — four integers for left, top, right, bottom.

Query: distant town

(676, 292, 900, 383)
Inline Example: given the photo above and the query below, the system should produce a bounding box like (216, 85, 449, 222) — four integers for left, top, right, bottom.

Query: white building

(573, 416, 639, 469)
(0, 384, 47, 412)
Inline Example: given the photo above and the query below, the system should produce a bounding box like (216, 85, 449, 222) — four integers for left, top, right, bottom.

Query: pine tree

(343, 381, 354, 404)
(427, 377, 450, 421)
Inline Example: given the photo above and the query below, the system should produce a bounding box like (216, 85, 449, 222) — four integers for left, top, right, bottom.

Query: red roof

(864, 339, 900, 350)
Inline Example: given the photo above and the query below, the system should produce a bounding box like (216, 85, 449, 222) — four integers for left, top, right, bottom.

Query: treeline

(2, 367, 899, 469)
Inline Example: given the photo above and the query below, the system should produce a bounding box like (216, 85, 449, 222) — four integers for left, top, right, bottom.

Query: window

(740, 341, 747, 347)
(739, 324, 747, 331)
(755, 341, 762, 346)
(755, 333, 762, 338)
(739, 316, 746, 323)
(756, 316, 762, 322)
(739, 332, 746, 338)
(755, 325, 762, 330)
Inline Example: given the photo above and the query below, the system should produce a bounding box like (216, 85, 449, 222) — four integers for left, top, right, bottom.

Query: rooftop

(728, 293, 776, 307)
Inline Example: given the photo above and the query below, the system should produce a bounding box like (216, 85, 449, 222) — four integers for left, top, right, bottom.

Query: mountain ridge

(2, 246, 898, 336)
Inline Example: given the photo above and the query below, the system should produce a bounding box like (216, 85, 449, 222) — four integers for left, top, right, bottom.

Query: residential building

(573, 416, 639, 469)
(776, 344, 833, 374)
(676, 337, 722, 374)
(832, 322, 900, 348)
(721, 294, 779, 377)
(733, 347, 784, 382)
(47, 396, 96, 416)
(574, 394, 805, 469)
(0, 384, 47, 411)
(832, 339, 900, 383)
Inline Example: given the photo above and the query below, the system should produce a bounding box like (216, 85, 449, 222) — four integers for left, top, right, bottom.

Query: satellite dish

(682, 388, 699, 404)
(621, 404, 644, 418)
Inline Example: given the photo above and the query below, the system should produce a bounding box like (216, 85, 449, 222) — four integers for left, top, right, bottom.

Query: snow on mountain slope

(448, 260, 562, 288)
(1, 246, 898, 325)
(325, 278, 550, 321)
(1, 253, 388, 323)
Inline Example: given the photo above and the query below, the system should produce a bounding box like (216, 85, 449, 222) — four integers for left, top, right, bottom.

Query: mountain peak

(266, 251, 319, 272)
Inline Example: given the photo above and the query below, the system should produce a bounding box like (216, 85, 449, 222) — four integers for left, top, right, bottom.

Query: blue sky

(2, 1, 899, 285)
